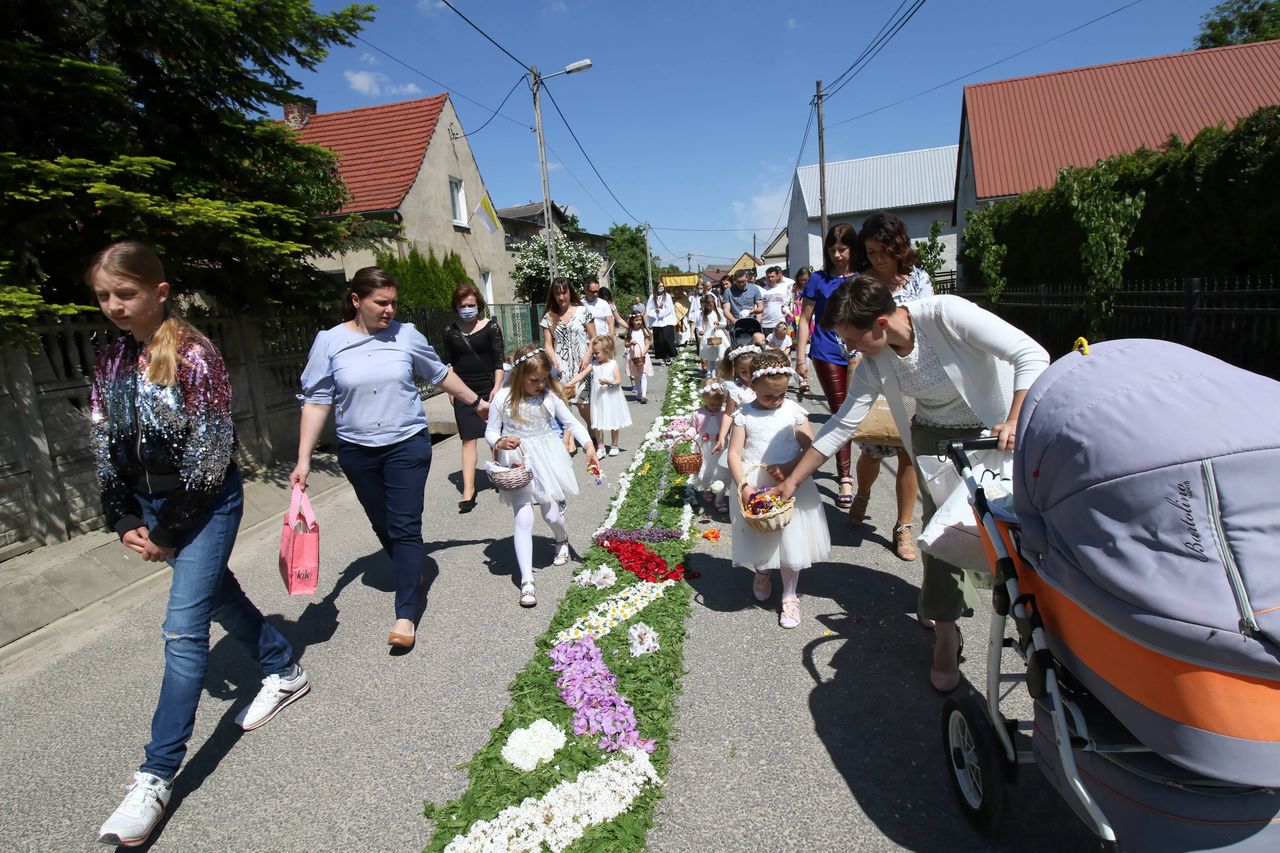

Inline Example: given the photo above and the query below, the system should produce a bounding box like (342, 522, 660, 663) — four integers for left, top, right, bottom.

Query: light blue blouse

(300, 321, 449, 447)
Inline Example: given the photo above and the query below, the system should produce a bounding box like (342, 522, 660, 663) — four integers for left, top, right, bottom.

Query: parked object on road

(940, 340, 1280, 851)
(279, 485, 320, 595)
(86, 241, 308, 848)
(294, 266, 488, 650)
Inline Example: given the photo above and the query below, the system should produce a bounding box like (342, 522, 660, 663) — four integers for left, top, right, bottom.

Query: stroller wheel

(942, 690, 1008, 832)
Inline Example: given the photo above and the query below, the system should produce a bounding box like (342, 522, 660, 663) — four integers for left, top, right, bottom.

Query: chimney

(283, 98, 317, 129)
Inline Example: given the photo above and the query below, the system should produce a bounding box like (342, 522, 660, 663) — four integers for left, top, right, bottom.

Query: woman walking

(645, 282, 678, 364)
(539, 277, 593, 453)
(293, 267, 487, 651)
(88, 241, 308, 847)
(441, 283, 504, 514)
(795, 225, 859, 506)
(849, 212, 935, 561)
(773, 277, 1048, 692)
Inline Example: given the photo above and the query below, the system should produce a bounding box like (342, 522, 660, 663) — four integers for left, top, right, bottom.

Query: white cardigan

(812, 296, 1049, 462)
(485, 386, 592, 449)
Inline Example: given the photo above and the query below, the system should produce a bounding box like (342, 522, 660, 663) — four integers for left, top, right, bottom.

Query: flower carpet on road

(426, 351, 704, 852)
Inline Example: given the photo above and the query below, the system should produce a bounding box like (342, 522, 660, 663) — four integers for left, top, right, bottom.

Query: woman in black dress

(442, 283, 505, 512)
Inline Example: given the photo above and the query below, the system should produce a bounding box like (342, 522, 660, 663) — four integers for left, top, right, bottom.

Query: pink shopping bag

(279, 485, 319, 596)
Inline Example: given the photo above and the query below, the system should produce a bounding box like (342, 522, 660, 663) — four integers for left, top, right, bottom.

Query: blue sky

(298, 0, 1216, 268)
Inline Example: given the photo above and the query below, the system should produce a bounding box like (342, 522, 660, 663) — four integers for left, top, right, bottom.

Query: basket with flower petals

(738, 465, 794, 532)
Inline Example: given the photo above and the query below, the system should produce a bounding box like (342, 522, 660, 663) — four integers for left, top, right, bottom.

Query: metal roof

(795, 145, 958, 218)
(964, 39, 1280, 200)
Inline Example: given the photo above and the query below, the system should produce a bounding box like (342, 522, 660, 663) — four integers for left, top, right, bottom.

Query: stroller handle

(942, 436, 1001, 476)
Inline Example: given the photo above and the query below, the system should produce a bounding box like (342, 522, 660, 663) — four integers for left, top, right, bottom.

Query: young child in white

(487, 345, 601, 607)
(727, 350, 830, 628)
(764, 322, 792, 354)
(697, 295, 727, 378)
(714, 343, 760, 455)
(625, 313, 654, 404)
(569, 335, 631, 457)
(691, 382, 729, 512)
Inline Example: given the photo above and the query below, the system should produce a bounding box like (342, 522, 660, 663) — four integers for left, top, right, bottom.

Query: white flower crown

(701, 382, 725, 393)
(727, 344, 762, 360)
(511, 347, 546, 368)
(751, 365, 794, 380)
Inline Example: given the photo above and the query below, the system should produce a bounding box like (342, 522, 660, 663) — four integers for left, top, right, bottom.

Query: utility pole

(753, 232, 757, 259)
(532, 66, 557, 282)
(643, 222, 653, 293)
(686, 253, 691, 272)
(816, 79, 828, 240)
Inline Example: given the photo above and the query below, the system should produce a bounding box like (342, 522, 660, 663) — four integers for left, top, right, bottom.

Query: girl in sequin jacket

(87, 241, 307, 849)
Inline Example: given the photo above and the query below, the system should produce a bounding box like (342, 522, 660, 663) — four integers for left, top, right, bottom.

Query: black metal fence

(967, 275, 1280, 379)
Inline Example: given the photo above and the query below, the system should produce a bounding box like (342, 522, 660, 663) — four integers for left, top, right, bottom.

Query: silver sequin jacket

(90, 331, 236, 549)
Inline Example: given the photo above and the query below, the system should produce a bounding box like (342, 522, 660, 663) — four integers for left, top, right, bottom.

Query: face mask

(458, 306, 479, 320)
(657, 288, 665, 295)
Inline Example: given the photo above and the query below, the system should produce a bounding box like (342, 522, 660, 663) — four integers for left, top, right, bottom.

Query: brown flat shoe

(387, 631, 416, 649)
(893, 522, 917, 561)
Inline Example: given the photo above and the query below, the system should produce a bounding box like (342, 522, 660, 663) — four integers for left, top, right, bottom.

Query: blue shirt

(724, 283, 763, 320)
(300, 321, 448, 447)
(802, 270, 852, 365)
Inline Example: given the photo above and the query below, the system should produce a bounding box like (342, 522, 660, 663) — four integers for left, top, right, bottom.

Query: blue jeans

(337, 430, 431, 620)
(137, 468, 294, 779)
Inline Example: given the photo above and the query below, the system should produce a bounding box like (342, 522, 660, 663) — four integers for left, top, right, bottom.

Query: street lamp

(531, 58, 591, 285)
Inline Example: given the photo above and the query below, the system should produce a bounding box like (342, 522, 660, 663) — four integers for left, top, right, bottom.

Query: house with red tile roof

(288, 94, 514, 302)
(953, 40, 1280, 235)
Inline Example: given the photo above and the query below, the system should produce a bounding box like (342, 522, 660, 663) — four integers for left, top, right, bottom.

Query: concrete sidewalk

(0, 393, 458, 657)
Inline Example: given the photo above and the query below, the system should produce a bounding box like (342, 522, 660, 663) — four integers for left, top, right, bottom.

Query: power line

(825, 0, 929, 101)
(436, 0, 530, 72)
(766, 104, 816, 245)
(824, 0, 911, 94)
(354, 36, 529, 131)
(541, 82, 644, 226)
(651, 225, 776, 233)
(456, 74, 528, 138)
(830, 0, 1147, 129)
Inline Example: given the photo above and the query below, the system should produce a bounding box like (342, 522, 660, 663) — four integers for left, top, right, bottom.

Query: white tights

(633, 372, 648, 399)
(513, 500, 568, 585)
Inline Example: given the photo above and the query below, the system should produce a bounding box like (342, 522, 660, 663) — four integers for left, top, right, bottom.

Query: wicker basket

(738, 465, 794, 532)
(489, 448, 533, 491)
(707, 335, 723, 346)
(671, 447, 702, 474)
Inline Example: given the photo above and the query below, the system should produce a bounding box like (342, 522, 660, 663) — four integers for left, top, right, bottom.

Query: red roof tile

(965, 40, 1280, 199)
(295, 95, 447, 214)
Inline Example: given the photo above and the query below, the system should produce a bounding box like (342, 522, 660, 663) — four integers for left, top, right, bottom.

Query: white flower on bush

(500, 719, 567, 772)
(628, 622, 660, 657)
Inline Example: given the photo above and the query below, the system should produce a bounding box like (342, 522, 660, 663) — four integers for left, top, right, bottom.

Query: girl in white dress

(727, 350, 831, 628)
(713, 343, 760, 455)
(568, 335, 631, 456)
(691, 382, 729, 512)
(486, 346, 601, 607)
(625, 313, 654, 403)
(697, 295, 727, 378)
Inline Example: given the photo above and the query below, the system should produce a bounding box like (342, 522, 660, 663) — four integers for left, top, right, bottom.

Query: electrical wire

(824, 0, 929, 100)
(456, 74, 528, 138)
(765, 104, 815, 247)
(828, 0, 1147, 128)
(436, 0, 530, 72)
(824, 0, 911, 94)
(651, 225, 777, 232)
(541, 82, 644, 226)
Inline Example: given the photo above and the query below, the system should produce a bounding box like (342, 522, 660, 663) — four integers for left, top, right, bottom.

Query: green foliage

(562, 210, 583, 232)
(607, 224, 661, 298)
(960, 105, 1280, 313)
(1196, 0, 1280, 48)
(512, 231, 604, 302)
(374, 246, 472, 310)
(912, 219, 948, 279)
(0, 0, 394, 341)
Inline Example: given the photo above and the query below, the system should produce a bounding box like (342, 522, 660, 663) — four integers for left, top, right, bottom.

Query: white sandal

(552, 540, 570, 566)
(779, 596, 801, 629)
(520, 582, 537, 608)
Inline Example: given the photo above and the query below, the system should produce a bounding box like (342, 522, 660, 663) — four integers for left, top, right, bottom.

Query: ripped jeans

(135, 468, 294, 779)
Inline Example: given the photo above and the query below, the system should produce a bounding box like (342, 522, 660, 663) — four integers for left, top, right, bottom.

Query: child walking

(569, 335, 631, 456)
(697, 295, 727, 378)
(713, 343, 761, 454)
(625, 312, 654, 404)
(486, 346, 601, 607)
(691, 381, 729, 513)
(727, 350, 830, 628)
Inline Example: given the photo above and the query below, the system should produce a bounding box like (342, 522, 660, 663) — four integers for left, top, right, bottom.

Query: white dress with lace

(485, 387, 592, 507)
(729, 400, 831, 570)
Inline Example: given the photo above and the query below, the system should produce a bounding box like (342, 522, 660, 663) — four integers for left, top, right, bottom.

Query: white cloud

(359, 52, 378, 65)
(547, 161, 566, 172)
(787, 17, 798, 30)
(734, 182, 789, 240)
(344, 69, 422, 97)
(416, 0, 446, 12)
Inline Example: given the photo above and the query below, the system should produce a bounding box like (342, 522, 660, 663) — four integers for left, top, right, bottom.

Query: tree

(561, 210, 583, 232)
(511, 232, 604, 303)
(1196, 0, 1280, 48)
(0, 0, 392, 339)
(912, 220, 948, 279)
(606, 223, 660, 302)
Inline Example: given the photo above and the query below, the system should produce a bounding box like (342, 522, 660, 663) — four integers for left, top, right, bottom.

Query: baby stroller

(938, 339, 1280, 852)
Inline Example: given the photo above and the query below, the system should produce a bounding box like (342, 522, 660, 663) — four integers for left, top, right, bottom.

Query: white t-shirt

(759, 282, 792, 329)
(765, 333, 792, 353)
(582, 297, 614, 337)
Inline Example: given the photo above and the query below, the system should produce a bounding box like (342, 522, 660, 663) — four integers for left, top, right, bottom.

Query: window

(449, 178, 467, 227)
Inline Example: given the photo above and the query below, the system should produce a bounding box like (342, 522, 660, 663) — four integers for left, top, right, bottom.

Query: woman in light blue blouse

(292, 267, 487, 651)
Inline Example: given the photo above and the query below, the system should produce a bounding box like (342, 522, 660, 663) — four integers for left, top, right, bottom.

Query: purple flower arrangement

(548, 636, 656, 754)
(593, 527, 684, 544)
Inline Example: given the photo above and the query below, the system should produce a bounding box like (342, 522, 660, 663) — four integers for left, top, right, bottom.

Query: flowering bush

(500, 719, 567, 772)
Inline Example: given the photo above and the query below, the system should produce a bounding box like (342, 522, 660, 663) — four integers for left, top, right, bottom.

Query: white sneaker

(235, 666, 310, 731)
(607, 445, 620, 457)
(98, 772, 171, 847)
(520, 581, 537, 607)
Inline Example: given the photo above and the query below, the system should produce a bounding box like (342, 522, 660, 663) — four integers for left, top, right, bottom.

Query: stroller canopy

(1014, 338, 1280, 786)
